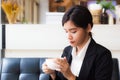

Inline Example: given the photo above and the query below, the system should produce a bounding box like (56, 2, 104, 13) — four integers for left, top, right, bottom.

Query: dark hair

(62, 5, 93, 29)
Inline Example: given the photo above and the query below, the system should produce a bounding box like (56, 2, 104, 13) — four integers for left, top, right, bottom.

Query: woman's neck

(76, 36, 90, 55)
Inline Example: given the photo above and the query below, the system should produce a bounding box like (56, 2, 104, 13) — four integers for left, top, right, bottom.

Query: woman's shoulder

(91, 38, 111, 54)
(90, 38, 112, 57)
(95, 43, 112, 58)
(96, 43, 111, 53)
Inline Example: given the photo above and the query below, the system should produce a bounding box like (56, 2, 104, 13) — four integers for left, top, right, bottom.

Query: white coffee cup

(45, 59, 58, 70)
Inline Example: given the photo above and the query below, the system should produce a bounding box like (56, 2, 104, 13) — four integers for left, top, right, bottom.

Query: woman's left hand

(55, 57, 76, 80)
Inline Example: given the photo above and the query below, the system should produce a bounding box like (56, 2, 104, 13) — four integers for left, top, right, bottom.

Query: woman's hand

(42, 62, 56, 80)
(55, 57, 76, 80)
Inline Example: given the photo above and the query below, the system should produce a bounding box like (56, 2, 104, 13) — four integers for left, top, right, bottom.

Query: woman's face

(63, 21, 91, 47)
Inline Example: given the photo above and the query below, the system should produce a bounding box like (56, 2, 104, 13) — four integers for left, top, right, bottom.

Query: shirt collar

(71, 38, 91, 59)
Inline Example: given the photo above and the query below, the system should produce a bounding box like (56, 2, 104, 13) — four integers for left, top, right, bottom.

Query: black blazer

(53, 38, 113, 80)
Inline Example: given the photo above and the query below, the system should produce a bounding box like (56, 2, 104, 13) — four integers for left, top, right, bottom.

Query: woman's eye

(65, 31, 68, 33)
(71, 31, 76, 33)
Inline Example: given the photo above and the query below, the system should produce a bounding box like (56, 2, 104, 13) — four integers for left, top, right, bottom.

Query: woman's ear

(87, 24, 92, 33)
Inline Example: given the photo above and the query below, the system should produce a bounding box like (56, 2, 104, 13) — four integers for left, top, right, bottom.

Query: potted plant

(96, 0, 115, 24)
(97, 0, 115, 11)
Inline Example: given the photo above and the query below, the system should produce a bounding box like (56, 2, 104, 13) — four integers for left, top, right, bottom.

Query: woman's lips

(70, 41, 75, 44)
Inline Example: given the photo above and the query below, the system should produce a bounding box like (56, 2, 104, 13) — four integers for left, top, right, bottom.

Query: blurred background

(1, 0, 120, 24)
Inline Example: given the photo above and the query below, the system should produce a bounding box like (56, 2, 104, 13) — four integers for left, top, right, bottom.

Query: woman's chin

(70, 44, 76, 47)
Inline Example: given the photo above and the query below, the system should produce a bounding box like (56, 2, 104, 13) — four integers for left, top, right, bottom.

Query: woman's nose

(67, 33, 72, 40)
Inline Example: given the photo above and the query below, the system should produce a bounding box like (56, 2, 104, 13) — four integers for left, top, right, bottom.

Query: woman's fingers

(42, 57, 70, 74)
(54, 57, 69, 72)
(42, 62, 55, 74)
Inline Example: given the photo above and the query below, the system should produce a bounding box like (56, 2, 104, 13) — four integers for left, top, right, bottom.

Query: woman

(42, 5, 113, 80)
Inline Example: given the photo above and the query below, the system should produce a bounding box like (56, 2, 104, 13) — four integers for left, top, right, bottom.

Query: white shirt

(70, 38, 91, 77)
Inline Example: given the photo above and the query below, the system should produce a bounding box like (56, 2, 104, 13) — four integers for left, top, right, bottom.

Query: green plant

(96, 0, 115, 11)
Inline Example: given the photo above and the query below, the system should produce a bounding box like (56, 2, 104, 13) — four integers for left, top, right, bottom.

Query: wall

(5, 24, 67, 58)
(4, 24, 120, 54)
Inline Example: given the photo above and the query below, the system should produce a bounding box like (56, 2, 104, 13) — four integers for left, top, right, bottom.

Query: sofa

(0, 58, 119, 80)
(1, 58, 50, 80)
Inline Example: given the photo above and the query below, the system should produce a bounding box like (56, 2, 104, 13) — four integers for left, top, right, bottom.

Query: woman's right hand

(42, 62, 56, 80)
(42, 62, 55, 74)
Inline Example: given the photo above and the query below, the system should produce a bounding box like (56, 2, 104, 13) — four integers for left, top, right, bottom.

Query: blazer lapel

(67, 47, 72, 64)
(78, 38, 97, 80)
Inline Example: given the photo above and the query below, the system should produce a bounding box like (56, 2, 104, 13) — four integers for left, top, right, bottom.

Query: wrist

(67, 74, 76, 80)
